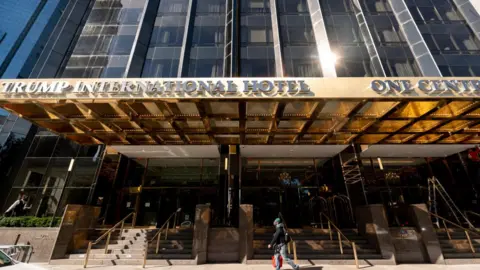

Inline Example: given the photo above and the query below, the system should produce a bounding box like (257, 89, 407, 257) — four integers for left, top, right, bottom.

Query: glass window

(53, 138, 79, 157)
(144, 159, 202, 187)
(158, 0, 189, 13)
(383, 59, 418, 76)
(418, 7, 440, 21)
(196, 0, 225, 13)
(250, 0, 265, 9)
(450, 66, 473, 76)
(124, 159, 146, 187)
(13, 159, 49, 187)
(62, 0, 147, 78)
(67, 158, 101, 187)
(439, 65, 453, 76)
(56, 188, 91, 217)
(278, 0, 308, 13)
(250, 29, 267, 43)
(27, 136, 58, 157)
(434, 34, 456, 51)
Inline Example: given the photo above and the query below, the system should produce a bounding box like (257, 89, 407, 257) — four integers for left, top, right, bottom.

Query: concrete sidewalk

(33, 264, 480, 270)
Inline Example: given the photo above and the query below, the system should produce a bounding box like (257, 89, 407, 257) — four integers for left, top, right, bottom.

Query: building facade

(0, 0, 480, 229)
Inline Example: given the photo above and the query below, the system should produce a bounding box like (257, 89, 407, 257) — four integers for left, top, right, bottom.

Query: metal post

(84, 242, 92, 268)
(165, 221, 170, 240)
(293, 241, 297, 264)
(173, 212, 177, 229)
(320, 214, 324, 230)
(466, 231, 475, 253)
(328, 221, 333, 240)
(104, 232, 111, 254)
(120, 221, 124, 240)
(132, 212, 137, 227)
(338, 232, 343, 255)
(443, 220, 452, 240)
(143, 242, 148, 268)
(352, 242, 359, 269)
(156, 231, 162, 254)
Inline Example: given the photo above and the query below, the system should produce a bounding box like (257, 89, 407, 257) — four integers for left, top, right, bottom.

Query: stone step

(74, 245, 192, 255)
(50, 258, 195, 266)
(254, 235, 366, 241)
(91, 243, 148, 249)
(207, 252, 239, 262)
(247, 259, 391, 266)
(253, 239, 370, 245)
(252, 253, 383, 260)
(147, 254, 193, 260)
(73, 248, 145, 255)
(442, 253, 480, 259)
(253, 248, 377, 254)
(69, 253, 145, 260)
(441, 248, 480, 253)
(69, 250, 193, 260)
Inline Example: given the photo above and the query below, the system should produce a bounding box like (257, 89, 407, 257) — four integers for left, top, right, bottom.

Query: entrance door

(118, 191, 139, 224)
(242, 188, 281, 227)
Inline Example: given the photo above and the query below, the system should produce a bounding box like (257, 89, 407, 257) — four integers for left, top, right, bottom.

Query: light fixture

(377, 157, 384, 170)
(68, 158, 75, 172)
(224, 157, 228, 171)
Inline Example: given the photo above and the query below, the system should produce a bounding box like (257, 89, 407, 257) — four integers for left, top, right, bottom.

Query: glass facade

(0, 0, 85, 79)
(321, 0, 374, 77)
(142, 0, 188, 78)
(62, 0, 148, 78)
(278, 0, 322, 76)
(362, 0, 422, 76)
(406, 0, 480, 76)
(239, 0, 275, 77)
(2, 132, 103, 219)
(186, 0, 226, 77)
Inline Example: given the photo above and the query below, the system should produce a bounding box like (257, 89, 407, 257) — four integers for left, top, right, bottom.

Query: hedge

(0, 216, 61, 227)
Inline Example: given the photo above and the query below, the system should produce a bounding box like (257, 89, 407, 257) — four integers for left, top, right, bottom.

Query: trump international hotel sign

(0, 77, 479, 99)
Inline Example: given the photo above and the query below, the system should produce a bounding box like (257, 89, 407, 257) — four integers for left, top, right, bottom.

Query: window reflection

(62, 0, 148, 78)
(186, 0, 225, 77)
(142, 0, 189, 78)
(240, 1, 275, 77)
(143, 158, 219, 187)
(406, 0, 480, 76)
(278, 3, 321, 77)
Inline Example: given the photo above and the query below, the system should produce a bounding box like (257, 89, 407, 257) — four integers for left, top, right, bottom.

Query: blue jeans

(274, 244, 298, 270)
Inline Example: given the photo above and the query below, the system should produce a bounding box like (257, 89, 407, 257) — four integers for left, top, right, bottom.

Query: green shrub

(0, 216, 61, 227)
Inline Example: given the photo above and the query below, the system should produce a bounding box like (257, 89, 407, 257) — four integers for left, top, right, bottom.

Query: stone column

(193, 204, 211, 265)
(356, 204, 396, 265)
(239, 204, 253, 263)
(409, 204, 445, 264)
(50, 205, 100, 260)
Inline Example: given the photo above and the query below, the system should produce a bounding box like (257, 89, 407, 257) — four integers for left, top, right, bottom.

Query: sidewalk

(34, 264, 480, 270)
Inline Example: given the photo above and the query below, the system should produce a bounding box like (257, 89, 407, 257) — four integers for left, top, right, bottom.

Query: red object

(468, 147, 480, 162)
(272, 256, 283, 268)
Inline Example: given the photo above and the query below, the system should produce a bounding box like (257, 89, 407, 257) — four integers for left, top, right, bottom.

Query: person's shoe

(295, 265, 300, 270)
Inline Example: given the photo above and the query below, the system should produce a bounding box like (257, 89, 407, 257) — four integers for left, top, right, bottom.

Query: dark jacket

(270, 223, 286, 247)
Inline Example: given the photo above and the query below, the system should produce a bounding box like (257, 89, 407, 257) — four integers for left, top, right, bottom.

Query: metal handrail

(320, 212, 359, 269)
(84, 212, 136, 268)
(429, 212, 480, 254)
(143, 208, 181, 268)
(465, 210, 480, 220)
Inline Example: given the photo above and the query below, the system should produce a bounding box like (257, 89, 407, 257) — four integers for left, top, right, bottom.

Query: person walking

(268, 218, 300, 270)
